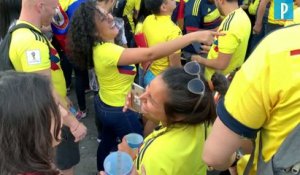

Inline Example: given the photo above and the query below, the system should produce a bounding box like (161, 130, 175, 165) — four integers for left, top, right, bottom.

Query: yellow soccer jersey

(93, 42, 136, 107)
(123, 0, 141, 31)
(142, 15, 182, 76)
(136, 124, 208, 175)
(248, 0, 259, 15)
(9, 21, 66, 99)
(205, 8, 251, 80)
(218, 24, 300, 162)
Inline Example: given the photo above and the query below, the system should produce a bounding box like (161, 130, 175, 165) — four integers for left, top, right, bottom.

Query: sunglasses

(86, 5, 112, 22)
(183, 61, 206, 114)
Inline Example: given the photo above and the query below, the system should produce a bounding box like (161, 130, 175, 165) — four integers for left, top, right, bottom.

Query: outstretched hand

(194, 30, 225, 46)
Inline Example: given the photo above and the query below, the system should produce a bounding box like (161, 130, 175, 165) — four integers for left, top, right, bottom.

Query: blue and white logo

(274, 0, 293, 20)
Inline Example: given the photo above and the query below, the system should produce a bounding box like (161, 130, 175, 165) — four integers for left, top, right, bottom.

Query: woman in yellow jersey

(67, 0, 217, 172)
(117, 65, 228, 175)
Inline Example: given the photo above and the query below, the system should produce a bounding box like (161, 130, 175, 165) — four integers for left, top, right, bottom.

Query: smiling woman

(67, 0, 217, 171)
(0, 71, 64, 175)
(117, 66, 228, 175)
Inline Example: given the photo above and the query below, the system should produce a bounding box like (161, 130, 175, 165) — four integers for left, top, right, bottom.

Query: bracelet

(71, 122, 81, 133)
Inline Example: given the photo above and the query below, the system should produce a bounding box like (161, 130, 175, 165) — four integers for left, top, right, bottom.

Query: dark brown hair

(0, 71, 61, 175)
(161, 67, 217, 126)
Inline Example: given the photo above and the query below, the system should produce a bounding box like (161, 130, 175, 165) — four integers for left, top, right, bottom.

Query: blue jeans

(94, 95, 143, 171)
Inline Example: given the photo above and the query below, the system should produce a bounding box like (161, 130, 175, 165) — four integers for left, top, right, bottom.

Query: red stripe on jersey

(177, 0, 185, 19)
(290, 49, 300, 56)
(186, 26, 199, 32)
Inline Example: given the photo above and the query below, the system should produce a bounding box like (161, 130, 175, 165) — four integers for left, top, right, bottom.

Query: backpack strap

(243, 137, 256, 175)
(9, 23, 51, 67)
(9, 23, 51, 49)
(244, 124, 300, 175)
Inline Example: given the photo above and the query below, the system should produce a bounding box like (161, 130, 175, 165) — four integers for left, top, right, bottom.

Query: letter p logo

(274, 0, 293, 20)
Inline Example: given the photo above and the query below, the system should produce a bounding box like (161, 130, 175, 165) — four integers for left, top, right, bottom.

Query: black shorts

(55, 126, 80, 170)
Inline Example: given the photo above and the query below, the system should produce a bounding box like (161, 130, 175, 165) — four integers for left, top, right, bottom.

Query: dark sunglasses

(183, 61, 206, 114)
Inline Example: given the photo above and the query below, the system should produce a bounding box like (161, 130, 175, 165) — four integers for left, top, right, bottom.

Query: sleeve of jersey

(19, 39, 50, 72)
(100, 43, 125, 66)
(217, 31, 239, 54)
(167, 26, 183, 54)
(216, 42, 272, 138)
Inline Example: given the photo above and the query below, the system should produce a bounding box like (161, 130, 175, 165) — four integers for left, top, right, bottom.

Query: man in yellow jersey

(142, 0, 182, 86)
(8, 0, 87, 174)
(192, 0, 251, 80)
(202, 24, 300, 174)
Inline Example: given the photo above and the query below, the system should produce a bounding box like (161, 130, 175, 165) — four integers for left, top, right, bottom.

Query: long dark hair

(0, 71, 61, 175)
(0, 0, 21, 39)
(161, 67, 217, 126)
(67, 0, 105, 69)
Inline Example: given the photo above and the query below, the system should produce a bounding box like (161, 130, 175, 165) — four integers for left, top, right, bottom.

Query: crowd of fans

(0, 0, 299, 174)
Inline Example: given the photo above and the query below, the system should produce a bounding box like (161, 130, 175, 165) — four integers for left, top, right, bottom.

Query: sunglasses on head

(183, 61, 206, 114)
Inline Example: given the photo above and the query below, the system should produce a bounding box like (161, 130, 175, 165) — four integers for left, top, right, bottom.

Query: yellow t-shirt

(9, 21, 66, 99)
(142, 15, 182, 76)
(123, 0, 141, 31)
(219, 24, 300, 162)
(285, 7, 300, 26)
(93, 42, 136, 107)
(205, 8, 251, 80)
(248, 0, 259, 15)
(136, 124, 208, 175)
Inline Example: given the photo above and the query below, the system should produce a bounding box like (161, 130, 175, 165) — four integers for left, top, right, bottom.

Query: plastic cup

(125, 133, 143, 149)
(103, 151, 133, 175)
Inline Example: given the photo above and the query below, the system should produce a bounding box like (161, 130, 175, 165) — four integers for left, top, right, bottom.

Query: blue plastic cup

(103, 151, 133, 175)
(125, 133, 143, 149)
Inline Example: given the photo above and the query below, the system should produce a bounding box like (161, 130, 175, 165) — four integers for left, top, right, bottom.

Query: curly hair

(67, 0, 105, 69)
(0, 71, 61, 175)
(161, 67, 217, 126)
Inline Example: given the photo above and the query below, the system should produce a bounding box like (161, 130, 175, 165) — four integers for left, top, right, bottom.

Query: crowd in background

(0, 0, 299, 174)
